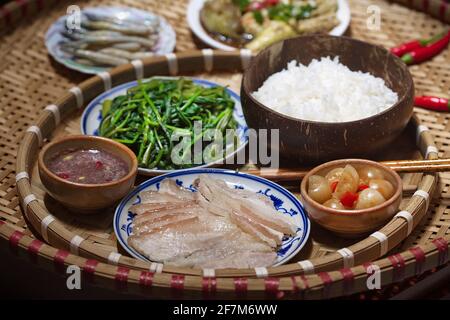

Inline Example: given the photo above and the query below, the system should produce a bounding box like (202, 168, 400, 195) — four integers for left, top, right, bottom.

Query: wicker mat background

(0, 0, 449, 268)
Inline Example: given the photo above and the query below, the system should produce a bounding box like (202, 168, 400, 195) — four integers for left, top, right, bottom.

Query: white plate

(187, 0, 351, 51)
(114, 169, 310, 267)
(81, 77, 248, 176)
(45, 6, 176, 74)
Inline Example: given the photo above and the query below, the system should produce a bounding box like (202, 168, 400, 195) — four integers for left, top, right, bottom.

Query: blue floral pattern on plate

(114, 169, 310, 267)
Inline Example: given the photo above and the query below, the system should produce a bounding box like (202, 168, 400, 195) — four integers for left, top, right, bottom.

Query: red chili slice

(247, 0, 279, 11)
(57, 172, 69, 179)
(358, 184, 369, 192)
(95, 161, 103, 169)
(340, 191, 359, 208)
(330, 181, 338, 192)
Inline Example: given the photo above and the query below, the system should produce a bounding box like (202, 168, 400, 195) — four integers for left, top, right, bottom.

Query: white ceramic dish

(114, 168, 311, 267)
(187, 0, 351, 51)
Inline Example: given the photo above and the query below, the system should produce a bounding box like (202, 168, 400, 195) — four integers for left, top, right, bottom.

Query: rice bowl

(241, 35, 414, 163)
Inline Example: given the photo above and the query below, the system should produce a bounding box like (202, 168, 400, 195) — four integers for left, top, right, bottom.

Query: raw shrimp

(81, 19, 155, 36)
(99, 48, 154, 60)
(65, 48, 129, 66)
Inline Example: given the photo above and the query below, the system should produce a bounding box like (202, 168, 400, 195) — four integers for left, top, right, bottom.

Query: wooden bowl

(241, 35, 414, 164)
(38, 135, 138, 213)
(300, 159, 403, 238)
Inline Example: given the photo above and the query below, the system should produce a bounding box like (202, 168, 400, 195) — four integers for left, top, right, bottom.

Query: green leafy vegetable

(98, 78, 238, 170)
(232, 0, 251, 12)
(253, 10, 264, 25)
(268, 3, 315, 22)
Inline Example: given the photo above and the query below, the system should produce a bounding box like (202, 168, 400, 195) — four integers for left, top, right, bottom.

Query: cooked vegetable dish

(200, 0, 339, 51)
(98, 78, 238, 170)
(307, 164, 395, 210)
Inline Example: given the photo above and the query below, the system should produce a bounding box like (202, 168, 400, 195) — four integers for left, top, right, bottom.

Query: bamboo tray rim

(0, 218, 448, 298)
(15, 50, 439, 279)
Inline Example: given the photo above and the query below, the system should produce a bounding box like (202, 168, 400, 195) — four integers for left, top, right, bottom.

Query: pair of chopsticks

(242, 159, 450, 182)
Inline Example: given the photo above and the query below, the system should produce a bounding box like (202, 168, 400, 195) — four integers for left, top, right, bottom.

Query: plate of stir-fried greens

(81, 77, 248, 175)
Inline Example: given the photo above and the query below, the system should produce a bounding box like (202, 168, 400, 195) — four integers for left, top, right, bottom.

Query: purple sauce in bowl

(38, 135, 138, 213)
(47, 148, 129, 184)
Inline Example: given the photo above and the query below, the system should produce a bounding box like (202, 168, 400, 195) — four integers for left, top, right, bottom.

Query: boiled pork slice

(194, 174, 297, 235)
(128, 208, 276, 268)
(130, 200, 199, 216)
(127, 176, 299, 269)
(138, 179, 196, 204)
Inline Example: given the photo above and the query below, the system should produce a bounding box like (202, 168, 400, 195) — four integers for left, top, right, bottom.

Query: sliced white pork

(138, 179, 196, 204)
(127, 175, 297, 269)
(194, 174, 297, 235)
(129, 210, 277, 268)
(130, 200, 199, 216)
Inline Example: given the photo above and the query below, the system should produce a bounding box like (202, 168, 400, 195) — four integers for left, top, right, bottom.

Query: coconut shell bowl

(241, 35, 415, 164)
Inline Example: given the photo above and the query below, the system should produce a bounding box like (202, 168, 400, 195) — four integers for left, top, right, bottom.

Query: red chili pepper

(330, 181, 338, 192)
(340, 191, 359, 208)
(95, 160, 103, 169)
(247, 0, 279, 11)
(358, 184, 370, 192)
(57, 173, 70, 179)
(414, 96, 450, 112)
(391, 31, 447, 57)
(402, 31, 450, 65)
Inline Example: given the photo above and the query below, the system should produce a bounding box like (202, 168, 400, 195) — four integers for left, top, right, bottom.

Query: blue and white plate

(45, 6, 176, 74)
(81, 77, 249, 176)
(114, 169, 310, 267)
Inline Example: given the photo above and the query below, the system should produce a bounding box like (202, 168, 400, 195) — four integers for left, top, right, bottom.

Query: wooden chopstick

(241, 159, 450, 182)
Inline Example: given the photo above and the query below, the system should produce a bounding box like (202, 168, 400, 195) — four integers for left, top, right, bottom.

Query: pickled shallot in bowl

(300, 159, 402, 237)
(307, 164, 395, 210)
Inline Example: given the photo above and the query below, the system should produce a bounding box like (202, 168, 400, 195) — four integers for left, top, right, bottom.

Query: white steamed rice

(252, 57, 398, 122)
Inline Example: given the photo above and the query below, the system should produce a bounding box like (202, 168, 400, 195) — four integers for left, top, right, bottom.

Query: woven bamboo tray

(0, 0, 449, 298)
(15, 50, 439, 280)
